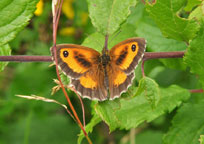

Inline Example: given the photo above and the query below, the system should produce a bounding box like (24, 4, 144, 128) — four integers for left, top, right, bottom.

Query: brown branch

(0, 56, 51, 62)
(0, 51, 185, 62)
(143, 51, 185, 61)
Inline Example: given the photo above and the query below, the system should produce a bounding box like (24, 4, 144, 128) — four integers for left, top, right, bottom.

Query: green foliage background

(0, 0, 204, 144)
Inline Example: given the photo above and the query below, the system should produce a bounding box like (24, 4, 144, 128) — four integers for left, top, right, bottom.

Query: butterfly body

(51, 38, 146, 101)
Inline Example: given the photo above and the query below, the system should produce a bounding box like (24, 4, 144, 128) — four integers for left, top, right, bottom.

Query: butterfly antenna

(109, 30, 122, 45)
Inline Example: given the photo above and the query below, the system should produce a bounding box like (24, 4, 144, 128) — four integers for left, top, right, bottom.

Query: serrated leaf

(87, 0, 136, 35)
(0, 44, 11, 72)
(189, 1, 204, 21)
(135, 4, 187, 70)
(146, 0, 199, 42)
(0, 0, 39, 46)
(77, 114, 102, 144)
(95, 85, 190, 132)
(184, 22, 204, 89)
(163, 101, 204, 144)
(184, 0, 202, 11)
(136, 77, 160, 108)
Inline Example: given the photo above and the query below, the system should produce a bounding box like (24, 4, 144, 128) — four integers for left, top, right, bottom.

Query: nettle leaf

(136, 77, 160, 108)
(0, 44, 11, 71)
(163, 101, 204, 144)
(135, 3, 187, 70)
(95, 85, 190, 132)
(184, 22, 204, 89)
(0, 0, 39, 46)
(146, 0, 199, 42)
(77, 114, 102, 144)
(87, 0, 136, 35)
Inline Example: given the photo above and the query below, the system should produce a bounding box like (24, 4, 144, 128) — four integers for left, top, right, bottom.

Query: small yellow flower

(62, 0, 74, 20)
(60, 27, 75, 36)
(81, 12, 88, 25)
(35, 0, 44, 16)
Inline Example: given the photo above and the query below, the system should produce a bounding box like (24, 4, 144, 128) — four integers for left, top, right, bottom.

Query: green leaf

(82, 32, 105, 52)
(0, 0, 39, 46)
(189, 1, 204, 21)
(184, 22, 204, 89)
(77, 114, 102, 144)
(0, 44, 11, 72)
(135, 130, 163, 144)
(163, 101, 204, 144)
(146, 0, 199, 42)
(135, 4, 187, 70)
(184, 0, 202, 11)
(136, 77, 160, 108)
(4, 113, 79, 144)
(199, 135, 204, 144)
(87, 0, 136, 35)
(95, 85, 190, 132)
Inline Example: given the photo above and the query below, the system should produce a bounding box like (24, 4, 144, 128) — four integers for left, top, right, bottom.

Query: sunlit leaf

(95, 85, 190, 132)
(87, 0, 136, 35)
(0, 0, 39, 46)
(146, 0, 199, 41)
(184, 22, 204, 89)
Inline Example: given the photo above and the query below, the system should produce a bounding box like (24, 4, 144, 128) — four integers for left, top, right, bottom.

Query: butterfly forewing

(52, 44, 100, 79)
(109, 38, 146, 74)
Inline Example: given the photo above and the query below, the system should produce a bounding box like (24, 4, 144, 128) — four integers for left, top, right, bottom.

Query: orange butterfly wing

(52, 44, 100, 78)
(51, 44, 107, 100)
(51, 38, 146, 101)
(108, 38, 146, 99)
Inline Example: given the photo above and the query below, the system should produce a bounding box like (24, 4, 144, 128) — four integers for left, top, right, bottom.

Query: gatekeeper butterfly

(51, 37, 146, 101)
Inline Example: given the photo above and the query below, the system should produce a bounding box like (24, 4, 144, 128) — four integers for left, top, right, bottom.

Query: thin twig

(52, 1, 91, 143)
(143, 51, 185, 60)
(141, 60, 145, 77)
(0, 56, 51, 62)
(69, 86, 86, 127)
(0, 51, 185, 62)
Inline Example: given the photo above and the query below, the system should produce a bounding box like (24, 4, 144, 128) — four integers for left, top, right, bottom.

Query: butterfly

(51, 37, 146, 101)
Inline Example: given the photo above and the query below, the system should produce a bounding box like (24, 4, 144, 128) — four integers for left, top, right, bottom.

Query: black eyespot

(63, 51, 69, 57)
(131, 44, 136, 52)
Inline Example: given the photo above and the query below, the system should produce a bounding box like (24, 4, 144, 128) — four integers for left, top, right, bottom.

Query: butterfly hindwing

(106, 64, 135, 100)
(70, 66, 108, 101)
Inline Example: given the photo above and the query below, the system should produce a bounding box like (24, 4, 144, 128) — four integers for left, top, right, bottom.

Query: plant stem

(0, 51, 185, 62)
(143, 51, 185, 60)
(0, 56, 51, 62)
